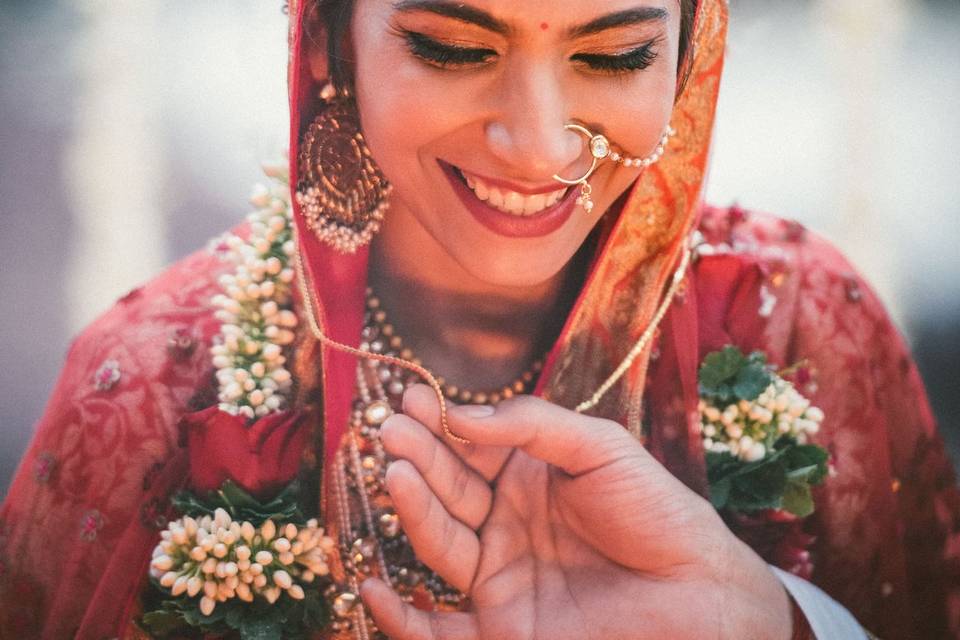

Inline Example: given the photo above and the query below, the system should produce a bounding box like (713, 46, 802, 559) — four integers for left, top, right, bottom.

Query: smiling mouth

(450, 166, 571, 217)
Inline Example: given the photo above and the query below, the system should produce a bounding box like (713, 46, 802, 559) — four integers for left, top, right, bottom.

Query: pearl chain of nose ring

(552, 123, 676, 213)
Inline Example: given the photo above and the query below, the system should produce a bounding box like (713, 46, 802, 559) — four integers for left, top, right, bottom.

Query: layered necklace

(360, 288, 543, 406)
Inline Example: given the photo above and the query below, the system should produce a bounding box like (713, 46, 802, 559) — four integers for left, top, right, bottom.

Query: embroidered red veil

(1, 0, 958, 638)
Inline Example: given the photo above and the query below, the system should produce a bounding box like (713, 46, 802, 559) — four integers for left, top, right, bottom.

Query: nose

(484, 61, 584, 182)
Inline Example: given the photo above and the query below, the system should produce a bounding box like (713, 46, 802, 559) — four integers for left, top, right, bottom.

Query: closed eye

(571, 40, 660, 73)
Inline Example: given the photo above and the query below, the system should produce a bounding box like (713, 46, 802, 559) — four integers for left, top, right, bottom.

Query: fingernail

(454, 404, 495, 418)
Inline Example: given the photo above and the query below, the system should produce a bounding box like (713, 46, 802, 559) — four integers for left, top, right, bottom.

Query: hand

(361, 385, 793, 640)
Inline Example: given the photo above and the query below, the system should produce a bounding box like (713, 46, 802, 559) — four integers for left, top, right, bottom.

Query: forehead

(382, 0, 678, 34)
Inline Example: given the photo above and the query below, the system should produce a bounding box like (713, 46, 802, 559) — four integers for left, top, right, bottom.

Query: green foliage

(707, 438, 829, 517)
(698, 346, 774, 405)
(140, 584, 332, 639)
(172, 480, 304, 525)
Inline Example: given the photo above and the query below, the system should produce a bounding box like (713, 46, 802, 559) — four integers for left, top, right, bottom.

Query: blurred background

(1, 0, 958, 498)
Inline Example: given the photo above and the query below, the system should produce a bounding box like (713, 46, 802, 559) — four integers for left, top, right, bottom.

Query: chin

(449, 242, 579, 289)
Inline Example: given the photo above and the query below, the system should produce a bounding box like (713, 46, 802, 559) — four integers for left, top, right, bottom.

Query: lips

(439, 160, 579, 239)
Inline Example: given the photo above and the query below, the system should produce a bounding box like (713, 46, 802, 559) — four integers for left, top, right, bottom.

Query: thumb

(447, 395, 644, 477)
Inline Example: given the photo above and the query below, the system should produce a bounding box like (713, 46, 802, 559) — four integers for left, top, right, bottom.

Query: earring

(295, 83, 391, 254)
(553, 124, 675, 213)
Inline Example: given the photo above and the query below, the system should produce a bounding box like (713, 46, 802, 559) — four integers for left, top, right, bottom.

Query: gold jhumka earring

(553, 123, 676, 213)
(295, 82, 391, 254)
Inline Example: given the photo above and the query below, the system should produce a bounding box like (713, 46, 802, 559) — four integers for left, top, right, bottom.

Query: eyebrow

(391, 1, 669, 39)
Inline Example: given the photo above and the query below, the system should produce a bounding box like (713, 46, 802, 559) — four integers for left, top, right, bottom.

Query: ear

(303, 2, 330, 83)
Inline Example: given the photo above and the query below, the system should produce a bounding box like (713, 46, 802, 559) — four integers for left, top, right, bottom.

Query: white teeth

(459, 169, 567, 216)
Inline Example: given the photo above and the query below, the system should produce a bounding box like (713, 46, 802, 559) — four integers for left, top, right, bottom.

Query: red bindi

(540, 22, 549, 30)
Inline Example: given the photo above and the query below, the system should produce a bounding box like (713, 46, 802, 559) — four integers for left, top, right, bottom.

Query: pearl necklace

(361, 288, 543, 405)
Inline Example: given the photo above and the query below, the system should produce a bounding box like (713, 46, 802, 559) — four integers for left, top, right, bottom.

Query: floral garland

(698, 346, 829, 518)
(141, 166, 341, 639)
(210, 164, 298, 419)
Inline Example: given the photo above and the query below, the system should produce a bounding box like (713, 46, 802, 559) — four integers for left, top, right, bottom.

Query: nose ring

(552, 123, 612, 213)
(552, 123, 611, 186)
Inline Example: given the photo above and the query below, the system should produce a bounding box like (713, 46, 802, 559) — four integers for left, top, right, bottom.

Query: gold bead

(373, 310, 386, 324)
(459, 390, 472, 403)
(367, 296, 380, 310)
(381, 323, 394, 337)
(400, 348, 413, 360)
(513, 380, 525, 393)
(488, 392, 501, 404)
(363, 400, 393, 425)
(444, 385, 459, 398)
(389, 335, 403, 349)
(332, 592, 357, 617)
(501, 388, 514, 399)
(521, 371, 534, 383)
(473, 392, 488, 405)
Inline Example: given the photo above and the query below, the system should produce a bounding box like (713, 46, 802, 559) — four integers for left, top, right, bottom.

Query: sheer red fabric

(1, 207, 957, 639)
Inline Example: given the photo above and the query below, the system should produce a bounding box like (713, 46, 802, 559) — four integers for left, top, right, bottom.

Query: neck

(368, 207, 587, 393)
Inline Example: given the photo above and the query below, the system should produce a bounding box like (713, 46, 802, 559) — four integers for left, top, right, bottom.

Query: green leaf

(732, 364, 773, 401)
(709, 476, 732, 509)
(140, 610, 189, 636)
(783, 445, 829, 485)
(782, 480, 815, 518)
(699, 346, 747, 391)
(240, 611, 283, 640)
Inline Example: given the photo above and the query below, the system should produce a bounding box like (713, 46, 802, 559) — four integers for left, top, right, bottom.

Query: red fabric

(1, 208, 958, 639)
(182, 406, 309, 500)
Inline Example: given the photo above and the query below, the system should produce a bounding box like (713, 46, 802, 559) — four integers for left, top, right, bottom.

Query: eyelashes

(402, 31, 497, 67)
(399, 30, 660, 74)
(570, 41, 659, 73)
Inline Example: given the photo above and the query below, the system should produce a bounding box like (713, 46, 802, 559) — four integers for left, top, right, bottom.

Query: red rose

(179, 406, 310, 501)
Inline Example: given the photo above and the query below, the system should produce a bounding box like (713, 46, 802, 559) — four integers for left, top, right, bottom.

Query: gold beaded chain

(362, 288, 542, 406)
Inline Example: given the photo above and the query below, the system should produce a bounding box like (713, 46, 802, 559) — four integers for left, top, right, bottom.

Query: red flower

(179, 406, 310, 501)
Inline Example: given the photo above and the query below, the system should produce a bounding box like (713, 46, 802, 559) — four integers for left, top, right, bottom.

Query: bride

(1, 0, 956, 638)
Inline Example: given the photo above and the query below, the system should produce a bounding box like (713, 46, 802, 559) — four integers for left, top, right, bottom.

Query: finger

(403, 384, 513, 482)
(380, 413, 493, 530)
(385, 459, 480, 593)
(360, 578, 478, 640)
(447, 395, 646, 477)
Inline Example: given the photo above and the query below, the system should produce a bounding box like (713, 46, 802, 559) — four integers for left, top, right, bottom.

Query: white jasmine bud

(172, 575, 189, 596)
(190, 546, 206, 562)
(255, 550, 273, 565)
(202, 557, 217, 575)
(204, 580, 218, 599)
(235, 545, 251, 561)
(187, 576, 203, 598)
(279, 551, 295, 565)
(805, 406, 825, 422)
(288, 584, 305, 600)
(159, 571, 178, 588)
(261, 520, 277, 542)
(213, 543, 228, 559)
(273, 537, 291, 553)
(254, 574, 268, 589)
(264, 587, 281, 604)
(152, 555, 174, 572)
(200, 596, 216, 617)
(273, 570, 293, 589)
(236, 582, 254, 602)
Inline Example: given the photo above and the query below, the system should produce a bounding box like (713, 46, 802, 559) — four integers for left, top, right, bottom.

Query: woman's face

(346, 0, 681, 287)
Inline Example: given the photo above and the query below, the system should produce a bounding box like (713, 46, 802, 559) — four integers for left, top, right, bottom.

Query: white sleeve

(770, 566, 869, 639)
